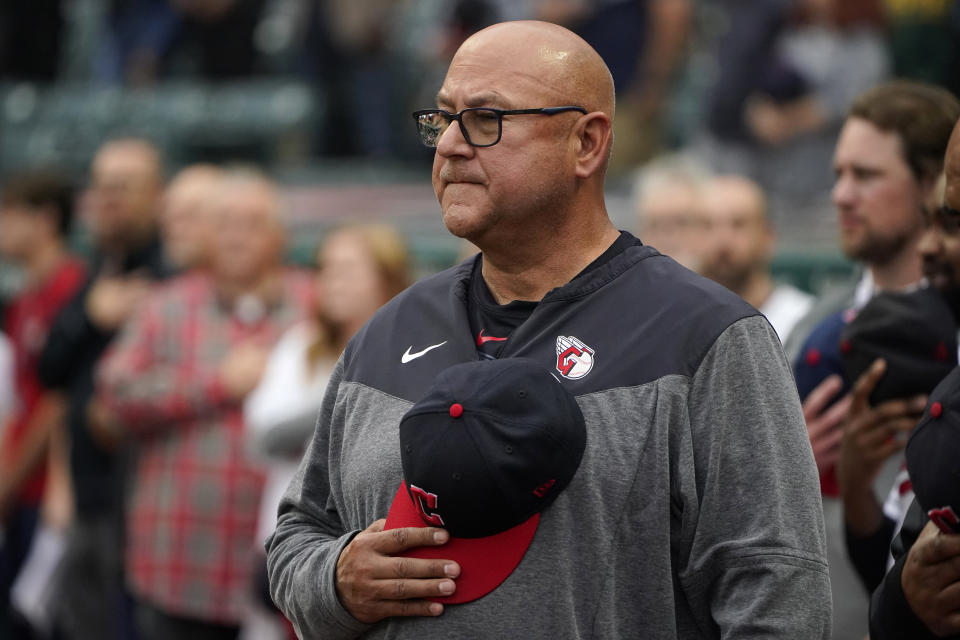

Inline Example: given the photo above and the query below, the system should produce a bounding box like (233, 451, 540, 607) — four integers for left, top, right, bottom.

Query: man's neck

(869, 240, 924, 291)
(738, 271, 775, 311)
(479, 216, 620, 304)
(25, 240, 68, 287)
(215, 267, 283, 306)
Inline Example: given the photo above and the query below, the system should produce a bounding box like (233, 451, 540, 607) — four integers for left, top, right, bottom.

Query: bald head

(208, 168, 286, 287)
(430, 20, 618, 257)
(448, 21, 615, 119)
(162, 164, 224, 270)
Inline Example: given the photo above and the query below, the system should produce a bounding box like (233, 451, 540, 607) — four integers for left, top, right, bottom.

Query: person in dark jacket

(38, 137, 169, 640)
(869, 113, 960, 640)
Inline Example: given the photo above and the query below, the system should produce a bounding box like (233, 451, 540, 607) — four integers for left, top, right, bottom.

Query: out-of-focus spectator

(535, 0, 693, 166)
(632, 155, 709, 271)
(0, 0, 64, 82)
(699, 0, 888, 229)
(869, 117, 960, 640)
(699, 174, 813, 342)
(160, 163, 224, 272)
(0, 170, 85, 640)
(37, 138, 169, 640)
(789, 80, 959, 639)
(241, 223, 409, 639)
(96, 168, 312, 640)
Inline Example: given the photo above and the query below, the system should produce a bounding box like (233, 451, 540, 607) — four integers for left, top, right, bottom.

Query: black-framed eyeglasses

(412, 106, 587, 148)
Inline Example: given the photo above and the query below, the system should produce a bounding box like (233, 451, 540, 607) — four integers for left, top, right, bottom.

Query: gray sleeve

(682, 315, 832, 639)
(265, 357, 372, 640)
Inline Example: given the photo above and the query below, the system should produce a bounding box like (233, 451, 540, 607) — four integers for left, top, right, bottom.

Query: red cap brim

(383, 483, 539, 604)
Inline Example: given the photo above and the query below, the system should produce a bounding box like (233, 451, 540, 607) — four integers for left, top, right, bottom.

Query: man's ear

(573, 112, 613, 179)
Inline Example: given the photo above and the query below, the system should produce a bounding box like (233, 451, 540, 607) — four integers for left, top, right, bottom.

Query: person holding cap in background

(267, 20, 829, 639)
(869, 114, 960, 640)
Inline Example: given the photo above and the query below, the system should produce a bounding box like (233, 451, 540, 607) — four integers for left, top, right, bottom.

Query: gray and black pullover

(267, 244, 832, 639)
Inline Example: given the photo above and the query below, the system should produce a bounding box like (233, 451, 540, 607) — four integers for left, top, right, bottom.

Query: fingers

(847, 396, 925, 437)
(374, 525, 451, 555)
(916, 531, 960, 566)
(367, 599, 445, 619)
(821, 393, 853, 430)
(335, 522, 459, 624)
(348, 525, 460, 580)
(372, 576, 457, 601)
(808, 393, 851, 439)
(928, 611, 960, 638)
(851, 359, 886, 412)
(812, 426, 844, 463)
(854, 416, 917, 448)
(803, 375, 844, 420)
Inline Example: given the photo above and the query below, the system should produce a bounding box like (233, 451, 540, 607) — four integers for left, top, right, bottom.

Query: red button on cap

(805, 348, 821, 367)
(931, 401, 943, 419)
(449, 403, 464, 418)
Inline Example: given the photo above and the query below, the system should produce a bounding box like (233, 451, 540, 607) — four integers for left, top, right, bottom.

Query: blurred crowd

(1, 0, 958, 167)
(0, 139, 414, 640)
(0, 1, 960, 640)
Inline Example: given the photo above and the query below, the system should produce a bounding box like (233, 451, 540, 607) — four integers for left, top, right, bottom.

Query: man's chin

(441, 206, 492, 241)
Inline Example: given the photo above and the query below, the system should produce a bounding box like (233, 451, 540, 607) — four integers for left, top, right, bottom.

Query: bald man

(699, 175, 813, 342)
(267, 21, 830, 639)
(96, 168, 313, 639)
(160, 164, 223, 272)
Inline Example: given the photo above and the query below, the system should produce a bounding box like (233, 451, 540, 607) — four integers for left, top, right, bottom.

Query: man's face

(699, 180, 771, 293)
(87, 144, 162, 249)
(161, 170, 219, 270)
(920, 128, 960, 316)
(637, 183, 706, 271)
(209, 181, 283, 285)
(430, 39, 579, 245)
(832, 117, 926, 265)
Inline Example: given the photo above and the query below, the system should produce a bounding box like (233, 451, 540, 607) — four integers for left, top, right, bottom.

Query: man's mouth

(838, 212, 862, 231)
(924, 263, 954, 291)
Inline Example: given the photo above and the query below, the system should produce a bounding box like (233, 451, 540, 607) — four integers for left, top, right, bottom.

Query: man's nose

(436, 119, 474, 158)
(918, 226, 942, 258)
(832, 173, 856, 208)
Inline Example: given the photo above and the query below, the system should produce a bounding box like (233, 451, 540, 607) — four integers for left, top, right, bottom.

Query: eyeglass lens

(416, 109, 502, 147)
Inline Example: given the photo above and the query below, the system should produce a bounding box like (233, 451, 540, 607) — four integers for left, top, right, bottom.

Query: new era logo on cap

(384, 357, 587, 604)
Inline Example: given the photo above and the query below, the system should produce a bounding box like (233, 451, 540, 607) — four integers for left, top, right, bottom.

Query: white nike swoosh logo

(401, 341, 447, 364)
